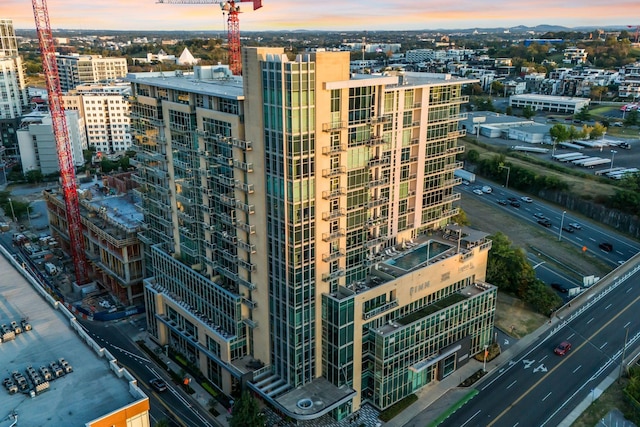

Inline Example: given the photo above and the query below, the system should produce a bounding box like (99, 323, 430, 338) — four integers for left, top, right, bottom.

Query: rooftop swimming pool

(385, 240, 453, 271)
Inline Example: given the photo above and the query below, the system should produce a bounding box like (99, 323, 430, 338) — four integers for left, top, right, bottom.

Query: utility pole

(618, 327, 630, 383)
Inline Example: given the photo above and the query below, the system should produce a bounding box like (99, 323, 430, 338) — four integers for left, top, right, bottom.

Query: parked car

(619, 142, 631, 150)
(521, 196, 533, 203)
(599, 242, 613, 252)
(497, 199, 508, 206)
(538, 218, 552, 227)
(554, 341, 572, 356)
(149, 378, 168, 392)
(551, 283, 568, 293)
(569, 222, 581, 230)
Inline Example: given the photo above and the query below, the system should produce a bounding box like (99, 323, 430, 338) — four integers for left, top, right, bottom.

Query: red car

(554, 341, 572, 356)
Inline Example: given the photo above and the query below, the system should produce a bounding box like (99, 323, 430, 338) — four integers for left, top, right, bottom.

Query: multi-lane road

(440, 264, 640, 427)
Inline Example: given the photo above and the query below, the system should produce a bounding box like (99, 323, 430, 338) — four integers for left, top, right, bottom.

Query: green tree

(25, 170, 44, 184)
(549, 124, 569, 143)
(574, 105, 591, 121)
(229, 391, 262, 427)
(522, 106, 536, 119)
(451, 209, 470, 226)
(625, 109, 639, 126)
(505, 106, 513, 116)
(490, 80, 504, 96)
(466, 149, 480, 163)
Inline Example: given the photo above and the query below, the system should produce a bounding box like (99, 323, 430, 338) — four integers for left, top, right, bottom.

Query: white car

(521, 196, 533, 203)
(472, 189, 483, 195)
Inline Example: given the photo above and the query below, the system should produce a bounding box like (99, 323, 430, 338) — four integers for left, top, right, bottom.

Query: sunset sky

(2, 1, 638, 32)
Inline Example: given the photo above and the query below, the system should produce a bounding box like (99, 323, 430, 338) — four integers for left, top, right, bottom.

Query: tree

(229, 391, 263, 427)
(522, 106, 535, 119)
(490, 80, 504, 96)
(624, 109, 639, 126)
(451, 209, 470, 226)
(574, 105, 591, 121)
(549, 124, 569, 144)
(25, 170, 44, 184)
(589, 122, 607, 139)
(505, 106, 513, 116)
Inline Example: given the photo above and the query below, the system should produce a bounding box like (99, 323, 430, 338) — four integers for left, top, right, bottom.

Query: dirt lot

(459, 195, 613, 336)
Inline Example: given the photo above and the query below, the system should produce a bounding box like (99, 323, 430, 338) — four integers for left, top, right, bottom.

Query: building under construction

(129, 49, 495, 422)
(44, 172, 146, 307)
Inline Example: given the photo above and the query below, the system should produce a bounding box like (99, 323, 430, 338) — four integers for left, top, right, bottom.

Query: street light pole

(610, 149, 617, 170)
(7, 197, 17, 223)
(26, 204, 32, 229)
(499, 165, 511, 188)
(483, 345, 488, 372)
(558, 210, 567, 241)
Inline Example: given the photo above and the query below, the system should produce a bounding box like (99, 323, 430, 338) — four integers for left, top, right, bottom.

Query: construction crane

(32, 0, 89, 285)
(157, 0, 263, 75)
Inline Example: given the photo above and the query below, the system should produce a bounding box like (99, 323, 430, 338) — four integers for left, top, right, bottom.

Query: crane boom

(157, 0, 262, 75)
(32, 0, 89, 285)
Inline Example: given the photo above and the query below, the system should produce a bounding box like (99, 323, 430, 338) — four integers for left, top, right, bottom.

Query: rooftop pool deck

(384, 240, 454, 271)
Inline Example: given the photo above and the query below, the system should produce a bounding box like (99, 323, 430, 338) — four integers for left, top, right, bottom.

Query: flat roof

(126, 70, 244, 99)
(464, 112, 533, 126)
(510, 94, 590, 103)
(0, 250, 144, 425)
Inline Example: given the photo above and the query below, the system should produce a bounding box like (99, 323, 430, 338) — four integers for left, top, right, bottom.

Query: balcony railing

(322, 166, 346, 178)
(322, 121, 346, 132)
(322, 188, 346, 200)
(321, 144, 347, 155)
(322, 209, 345, 221)
(322, 269, 346, 282)
(322, 229, 345, 242)
(322, 251, 345, 263)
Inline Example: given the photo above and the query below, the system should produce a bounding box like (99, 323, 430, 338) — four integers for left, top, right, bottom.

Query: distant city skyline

(1, 1, 637, 32)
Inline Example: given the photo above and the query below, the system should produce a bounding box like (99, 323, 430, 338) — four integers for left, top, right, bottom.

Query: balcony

(322, 269, 346, 282)
(218, 212, 236, 226)
(233, 160, 253, 173)
(365, 235, 387, 247)
(322, 166, 346, 178)
(322, 229, 345, 242)
(242, 297, 257, 309)
(219, 194, 236, 207)
(322, 188, 346, 200)
(238, 240, 257, 254)
(237, 276, 256, 290)
(446, 146, 465, 155)
(367, 157, 390, 168)
(235, 182, 255, 194)
(238, 258, 257, 272)
(231, 138, 253, 151)
(367, 197, 388, 208)
(370, 115, 392, 124)
(243, 318, 259, 329)
(322, 251, 345, 263)
(237, 221, 256, 234)
(322, 209, 345, 221)
(366, 178, 389, 189)
(235, 201, 255, 214)
(322, 121, 346, 132)
(363, 299, 399, 320)
(321, 144, 347, 155)
(366, 136, 386, 147)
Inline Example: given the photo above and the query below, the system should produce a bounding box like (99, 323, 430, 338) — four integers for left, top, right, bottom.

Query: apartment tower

(132, 49, 495, 423)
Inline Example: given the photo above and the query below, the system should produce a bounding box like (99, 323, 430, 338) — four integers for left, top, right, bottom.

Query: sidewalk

(383, 319, 553, 427)
(125, 317, 231, 427)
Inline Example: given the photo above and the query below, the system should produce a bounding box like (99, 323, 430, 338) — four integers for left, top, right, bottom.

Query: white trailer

(454, 169, 476, 183)
(572, 157, 603, 166)
(607, 168, 639, 179)
(552, 152, 582, 161)
(581, 158, 611, 168)
(511, 145, 549, 153)
(559, 154, 589, 162)
(558, 142, 584, 150)
(595, 167, 626, 176)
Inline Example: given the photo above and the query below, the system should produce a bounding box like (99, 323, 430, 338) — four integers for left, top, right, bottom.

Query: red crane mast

(32, 0, 89, 285)
(157, 0, 263, 75)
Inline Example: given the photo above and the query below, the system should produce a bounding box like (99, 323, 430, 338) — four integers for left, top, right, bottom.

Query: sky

(2, 1, 639, 32)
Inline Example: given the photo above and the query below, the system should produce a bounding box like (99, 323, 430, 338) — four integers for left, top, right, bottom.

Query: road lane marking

(600, 342, 608, 349)
(567, 333, 575, 339)
(605, 303, 612, 310)
(460, 410, 481, 427)
(627, 288, 633, 293)
(625, 321, 631, 328)
(573, 365, 582, 373)
(487, 292, 640, 427)
(507, 380, 517, 389)
(542, 392, 552, 402)
(539, 355, 548, 362)
(587, 318, 594, 324)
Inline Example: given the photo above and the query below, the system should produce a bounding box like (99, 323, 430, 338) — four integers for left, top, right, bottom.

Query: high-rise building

(16, 110, 87, 175)
(131, 49, 495, 423)
(63, 83, 132, 153)
(0, 19, 28, 165)
(56, 54, 128, 92)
